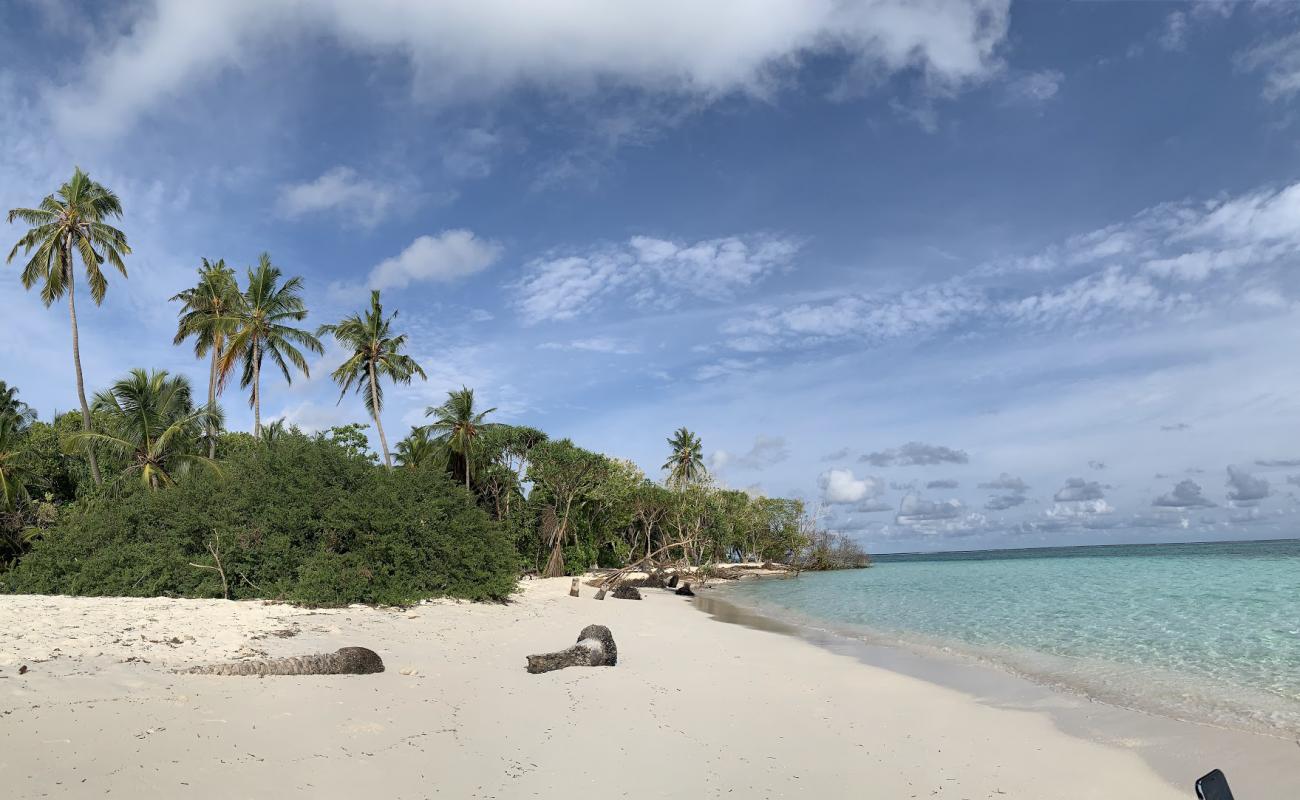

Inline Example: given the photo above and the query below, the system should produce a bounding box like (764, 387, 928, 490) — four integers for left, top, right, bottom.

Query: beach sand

(0, 578, 1240, 799)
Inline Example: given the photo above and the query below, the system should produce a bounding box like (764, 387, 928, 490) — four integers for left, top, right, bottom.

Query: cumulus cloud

(1153, 479, 1215, 508)
(709, 435, 790, 472)
(277, 167, 399, 228)
(985, 494, 1027, 511)
(1053, 478, 1105, 502)
(926, 479, 959, 489)
(862, 441, 969, 467)
(819, 469, 886, 505)
(367, 230, 502, 291)
(1045, 498, 1114, 518)
(1226, 466, 1270, 505)
(896, 494, 964, 525)
(45, 0, 1012, 142)
(978, 473, 1028, 492)
(514, 234, 798, 324)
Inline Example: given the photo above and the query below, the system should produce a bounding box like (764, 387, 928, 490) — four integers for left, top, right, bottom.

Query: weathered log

(182, 647, 384, 676)
(594, 588, 607, 600)
(666, 574, 679, 588)
(612, 584, 642, 600)
(675, 583, 695, 597)
(526, 625, 618, 674)
(569, 577, 580, 597)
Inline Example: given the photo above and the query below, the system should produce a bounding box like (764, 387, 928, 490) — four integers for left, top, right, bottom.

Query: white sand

(0, 579, 1193, 799)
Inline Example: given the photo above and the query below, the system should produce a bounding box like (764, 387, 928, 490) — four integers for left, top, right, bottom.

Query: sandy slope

(0, 579, 1187, 799)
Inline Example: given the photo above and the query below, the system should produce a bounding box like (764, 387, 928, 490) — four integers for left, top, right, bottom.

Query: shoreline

(0, 582, 1284, 798)
(693, 581, 1300, 799)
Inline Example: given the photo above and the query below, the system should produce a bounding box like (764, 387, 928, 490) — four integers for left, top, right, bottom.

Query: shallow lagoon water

(716, 539, 1300, 737)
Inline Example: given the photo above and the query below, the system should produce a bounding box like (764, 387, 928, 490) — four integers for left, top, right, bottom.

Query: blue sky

(4, 0, 1300, 552)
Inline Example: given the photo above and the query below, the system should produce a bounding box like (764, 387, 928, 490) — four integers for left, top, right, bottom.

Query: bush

(1, 430, 518, 604)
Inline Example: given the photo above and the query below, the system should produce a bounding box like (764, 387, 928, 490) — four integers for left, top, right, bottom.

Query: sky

(4, 0, 1300, 553)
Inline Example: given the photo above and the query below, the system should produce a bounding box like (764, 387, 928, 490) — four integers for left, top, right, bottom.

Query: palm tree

(425, 386, 497, 490)
(6, 168, 131, 486)
(317, 291, 426, 468)
(663, 427, 706, 487)
(170, 259, 240, 457)
(0, 381, 36, 430)
(395, 427, 443, 471)
(0, 415, 33, 511)
(217, 254, 322, 437)
(68, 369, 219, 491)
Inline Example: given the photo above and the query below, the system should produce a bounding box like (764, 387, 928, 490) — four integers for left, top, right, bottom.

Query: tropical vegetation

(0, 168, 865, 602)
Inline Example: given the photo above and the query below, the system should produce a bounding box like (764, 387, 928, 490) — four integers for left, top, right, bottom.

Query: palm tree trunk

(65, 263, 102, 487)
(252, 340, 261, 438)
(367, 361, 391, 468)
(207, 346, 218, 459)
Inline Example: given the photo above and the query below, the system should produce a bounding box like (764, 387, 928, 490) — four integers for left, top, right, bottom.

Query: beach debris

(612, 585, 642, 600)
(180, 647, 385, 676)
(18, 665, 28, 675)
(666, 574, 679, 589)
(526, 625, 617, 674)
(675, 583, 695, 597)
(569, 577, 580, 597)
(594, 588, 607, 600)
(643, 573, 666, 589)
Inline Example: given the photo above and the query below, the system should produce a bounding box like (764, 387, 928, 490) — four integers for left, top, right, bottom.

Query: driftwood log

(675, 583, 695, 597)
(666, 574, 679, 588)
(612, 585, 642, 600)
(569, 577, 580, 597)
(181, 647, 384, 676)
(594, 588, 607, 600)
(526, 625, 618, 674)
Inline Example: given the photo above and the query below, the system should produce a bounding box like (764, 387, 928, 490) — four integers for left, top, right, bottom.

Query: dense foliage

(2, 429, 517, 604)
(2, 169, 868, 603)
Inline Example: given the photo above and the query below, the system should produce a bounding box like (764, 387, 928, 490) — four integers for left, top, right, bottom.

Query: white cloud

(819, 468, 886, 505)
(539, 337, 640, 355)
(515, 233, 798, 324)
(367, 230, 502, 291)
(896, 494, 964, 525)
(1003, 69, 1063, 104)
(1159, 11, 1188, 52)
(276, 167, 399, 228)
(1237, 30, 1300, 101)
(43, 0, 1013, 142)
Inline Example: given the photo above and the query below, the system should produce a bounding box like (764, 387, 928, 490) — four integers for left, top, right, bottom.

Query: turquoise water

(717, 539, 1300, 736)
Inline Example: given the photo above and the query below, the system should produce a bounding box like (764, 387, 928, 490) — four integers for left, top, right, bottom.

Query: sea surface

(714, 539, 1300, 737)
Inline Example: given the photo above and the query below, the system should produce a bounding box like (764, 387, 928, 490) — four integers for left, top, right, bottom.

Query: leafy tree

(527, 438, 607, 577)
(6, 168, 132, 486)
(70, 369, 220, 491)
(217, 254, 322, 437)
(0, 416, 32, 512)
(170, 258, 240, 457)
(318, 291, 426, 468)
(663, 426, 706, 487)
(0, 381, 36, 430)
(425, 386, 497, 490)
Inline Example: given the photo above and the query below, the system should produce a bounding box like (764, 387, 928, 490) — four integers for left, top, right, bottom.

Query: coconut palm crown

(317, 290, 426, 468)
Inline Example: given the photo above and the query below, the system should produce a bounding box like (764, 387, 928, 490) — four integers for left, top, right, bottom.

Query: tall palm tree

(217, 254, 321, 437)
(69, 369, 219, 491)
(425, 386, 497, 490)
(663, 427, 706, 488)
(317, 290, 426, 468)
(6, 168, 131, 486)
(170, 259, 239, 457)
(0, 381, 36, 430)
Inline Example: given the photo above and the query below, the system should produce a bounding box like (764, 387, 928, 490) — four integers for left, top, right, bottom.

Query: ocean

(714, 539, 1300, 737)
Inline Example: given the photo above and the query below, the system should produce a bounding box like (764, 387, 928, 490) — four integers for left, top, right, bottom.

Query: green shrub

(1, 430, 517, 604)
